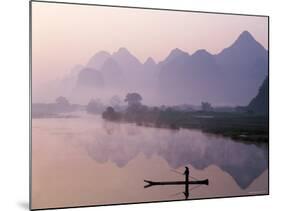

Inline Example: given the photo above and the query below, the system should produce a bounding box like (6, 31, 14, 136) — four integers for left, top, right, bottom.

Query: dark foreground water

(32, 112, 268, 209)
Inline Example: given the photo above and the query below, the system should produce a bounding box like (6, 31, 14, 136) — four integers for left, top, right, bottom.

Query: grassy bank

(103, 107, 268, 142)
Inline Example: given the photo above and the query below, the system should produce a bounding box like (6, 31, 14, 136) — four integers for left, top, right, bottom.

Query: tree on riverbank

(56, 96, 70, 107)
(102, 106, 120, 121)
(124, 93, 142, 107)
(201, 102, 213, 112)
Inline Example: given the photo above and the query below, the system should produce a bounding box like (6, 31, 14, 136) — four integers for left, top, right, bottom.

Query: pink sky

(32, 1, 268, 85)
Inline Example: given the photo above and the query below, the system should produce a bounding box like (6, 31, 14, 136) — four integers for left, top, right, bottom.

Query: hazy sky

(32, 1, 268, 85)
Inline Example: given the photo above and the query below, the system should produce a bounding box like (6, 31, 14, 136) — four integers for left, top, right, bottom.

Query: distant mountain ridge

(73, 30, 268, 106)
(158, 30, 268, 105)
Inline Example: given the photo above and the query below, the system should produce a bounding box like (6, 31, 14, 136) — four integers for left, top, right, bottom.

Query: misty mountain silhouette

(248, 76, 269, 114)
(144, 57, 156, 67)
(159, 48, 190, 67)
(159, 31, 268, 105)
(101, 58, 124, 87)
(216, 31, 267, 68)
(112, 47, 142, 70)
(87, 51, 111, 69)
(159, 48, 222, 104)
(73, 31, 267, 106)
(76, 67, 104, 88)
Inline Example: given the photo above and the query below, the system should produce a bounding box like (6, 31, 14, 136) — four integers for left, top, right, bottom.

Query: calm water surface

(32, 112, 268, 209)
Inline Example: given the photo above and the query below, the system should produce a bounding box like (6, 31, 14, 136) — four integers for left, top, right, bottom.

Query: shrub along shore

(102, 106, 268, 143)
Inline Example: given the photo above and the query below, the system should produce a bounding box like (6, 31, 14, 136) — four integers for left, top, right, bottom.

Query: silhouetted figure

(184, 167, 190, 199)
(144, 166, 209, 200)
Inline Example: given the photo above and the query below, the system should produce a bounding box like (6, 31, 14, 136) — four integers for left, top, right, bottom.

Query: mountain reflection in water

(32, 113, 268, 209)
(74, 116, 268, 190)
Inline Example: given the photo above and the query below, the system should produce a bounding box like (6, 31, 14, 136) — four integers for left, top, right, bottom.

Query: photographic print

(31, 1, 269, 210)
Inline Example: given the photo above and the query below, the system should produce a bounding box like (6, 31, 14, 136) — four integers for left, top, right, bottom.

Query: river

(31, 112, 268, 209)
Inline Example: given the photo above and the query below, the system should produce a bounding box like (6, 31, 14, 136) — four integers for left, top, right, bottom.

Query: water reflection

(74, 116, 268, 190)
(32, 114, 268, 209)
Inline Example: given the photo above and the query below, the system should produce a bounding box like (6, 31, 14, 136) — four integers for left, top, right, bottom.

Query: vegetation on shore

(102, 93, 268, 142)
(32, 96, 82, 118)
(32, 90, 269, 143)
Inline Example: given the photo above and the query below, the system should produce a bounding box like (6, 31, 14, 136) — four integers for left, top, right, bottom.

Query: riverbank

(103, 108, 268, 142)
